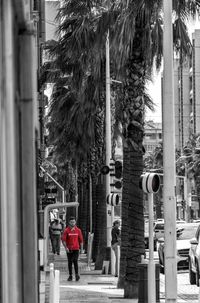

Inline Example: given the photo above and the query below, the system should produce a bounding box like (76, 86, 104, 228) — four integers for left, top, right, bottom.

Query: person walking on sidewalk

(61, 216, 84, 281)
(111, 220, 121, 277)
(50, 218, 63, 255)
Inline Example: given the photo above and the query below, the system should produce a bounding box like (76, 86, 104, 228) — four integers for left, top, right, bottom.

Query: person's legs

(52, 236, 57, 254)
(112, 244, 118, 276)
(115, 245, 119, 277)
(67, 252, 73, 280)
(72, 250, 80, 280)
(55, 236, 61, 254)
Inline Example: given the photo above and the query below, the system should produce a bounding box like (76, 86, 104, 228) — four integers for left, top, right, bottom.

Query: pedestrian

(61, 216, 84, 281)
(50, 217, 63, 255)
(111, 219, 121, 277)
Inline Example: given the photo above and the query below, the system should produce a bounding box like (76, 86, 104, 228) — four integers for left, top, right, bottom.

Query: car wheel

(196, 262, 200, 287)
(189, 259, 196, 285)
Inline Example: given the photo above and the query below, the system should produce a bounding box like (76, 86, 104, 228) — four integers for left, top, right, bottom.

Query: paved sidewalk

(39, 249, 199, 303)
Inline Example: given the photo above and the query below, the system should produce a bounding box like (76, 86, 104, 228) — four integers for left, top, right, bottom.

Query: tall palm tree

(44, 1, 110, 264)
(44, 0, 200, 299)
(108, 0, 200, 297)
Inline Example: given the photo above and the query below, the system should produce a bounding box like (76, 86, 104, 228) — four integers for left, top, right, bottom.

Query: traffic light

(139, 172, 160, 193)
(100, 160, 123, 191)
(100, 165, 110, 175)
(107, 193, 120, 206)
(182, 200, 186, 208)
(113, 160, 123, 190)
(115, 161, 122, 179)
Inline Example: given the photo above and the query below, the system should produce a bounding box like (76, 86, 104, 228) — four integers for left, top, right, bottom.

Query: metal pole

(148, 193, 156, 303)
(163, 0, 177, 302)
(89, 174, 93, 233)
(1, 2, 20, 302)
(111, 206, 115, 275)
(20, 22, 39, 303)
(40, 166, 64, 191)
(62, 190, 65, 203)
(105, 31, 112, 247)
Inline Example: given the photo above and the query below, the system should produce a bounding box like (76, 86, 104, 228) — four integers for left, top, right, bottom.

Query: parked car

(154, 220, 186, 240)
(144, 221, 157, 251)
(188, 223, 200, 285)
(158, 223, 199, 274)
(176, 220, 186, 225)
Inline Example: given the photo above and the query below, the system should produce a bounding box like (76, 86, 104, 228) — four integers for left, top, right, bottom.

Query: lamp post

(105, 31, 112, 247)
(163, 0, 177, 301)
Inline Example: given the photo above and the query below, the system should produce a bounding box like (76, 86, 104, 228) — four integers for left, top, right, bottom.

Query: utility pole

(105, 31, 115, 273)
(105, 31, 112, 247)
(163, 1, 177, 302)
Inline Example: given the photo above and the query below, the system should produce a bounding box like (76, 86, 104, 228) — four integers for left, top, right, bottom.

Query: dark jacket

(111, 226, 121, 246)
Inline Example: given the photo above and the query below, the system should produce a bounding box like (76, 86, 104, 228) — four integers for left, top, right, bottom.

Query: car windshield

(176, 225, 196, 240)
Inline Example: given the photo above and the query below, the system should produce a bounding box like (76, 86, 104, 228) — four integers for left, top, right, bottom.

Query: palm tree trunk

(121, 145, 145, 298)
(118, 38, 146, 297)
(118, 145, 129, 288)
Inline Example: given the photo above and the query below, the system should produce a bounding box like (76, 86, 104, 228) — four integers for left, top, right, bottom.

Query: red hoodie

(61, 226, 83, 251)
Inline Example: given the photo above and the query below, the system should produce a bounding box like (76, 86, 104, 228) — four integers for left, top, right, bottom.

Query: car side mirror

(190, 238, 198, 245)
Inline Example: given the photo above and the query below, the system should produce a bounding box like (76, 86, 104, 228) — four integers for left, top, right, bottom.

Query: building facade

(143, 121, 162, 154)
(0, 1, 46, 302)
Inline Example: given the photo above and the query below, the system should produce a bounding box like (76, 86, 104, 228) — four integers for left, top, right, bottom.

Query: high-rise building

(170, 29, 200, 150)
(143, 121, 162, 154)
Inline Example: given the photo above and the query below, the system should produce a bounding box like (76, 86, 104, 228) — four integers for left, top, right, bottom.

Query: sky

(145, 18, 200, 123)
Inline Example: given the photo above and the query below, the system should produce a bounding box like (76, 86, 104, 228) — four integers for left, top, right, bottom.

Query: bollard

(54, 270, 60, 303)
(111, 248, 115, 275)
(117, 245, 120, 277)
(138, 263, 160, 303)
(49, 263, 54, 303)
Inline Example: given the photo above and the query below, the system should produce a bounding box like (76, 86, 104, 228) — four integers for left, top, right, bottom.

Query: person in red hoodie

(61, 216, 84, 281)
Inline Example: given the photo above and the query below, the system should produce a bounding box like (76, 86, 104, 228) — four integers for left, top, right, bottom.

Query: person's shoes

(115, 274, 118, 277)
(57, 252, 60, 255)
(67, 276, 73, 281)
(75, 275, 80, 281)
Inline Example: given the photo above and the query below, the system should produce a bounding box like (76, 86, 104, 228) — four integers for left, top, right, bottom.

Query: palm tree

(43, 0, 200, 299)
(176, 134, 200, 219)
(106, 0, 200, 297)
(43, 1, 110, 264)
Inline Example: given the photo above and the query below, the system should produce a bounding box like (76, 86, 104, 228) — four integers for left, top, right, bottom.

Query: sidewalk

(39, 248, 198, 303)
(41, 252, 138, 303)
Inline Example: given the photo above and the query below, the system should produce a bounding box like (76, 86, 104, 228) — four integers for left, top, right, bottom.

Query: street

(159, 271, 199, 302)
(146, 250, 200, 302)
